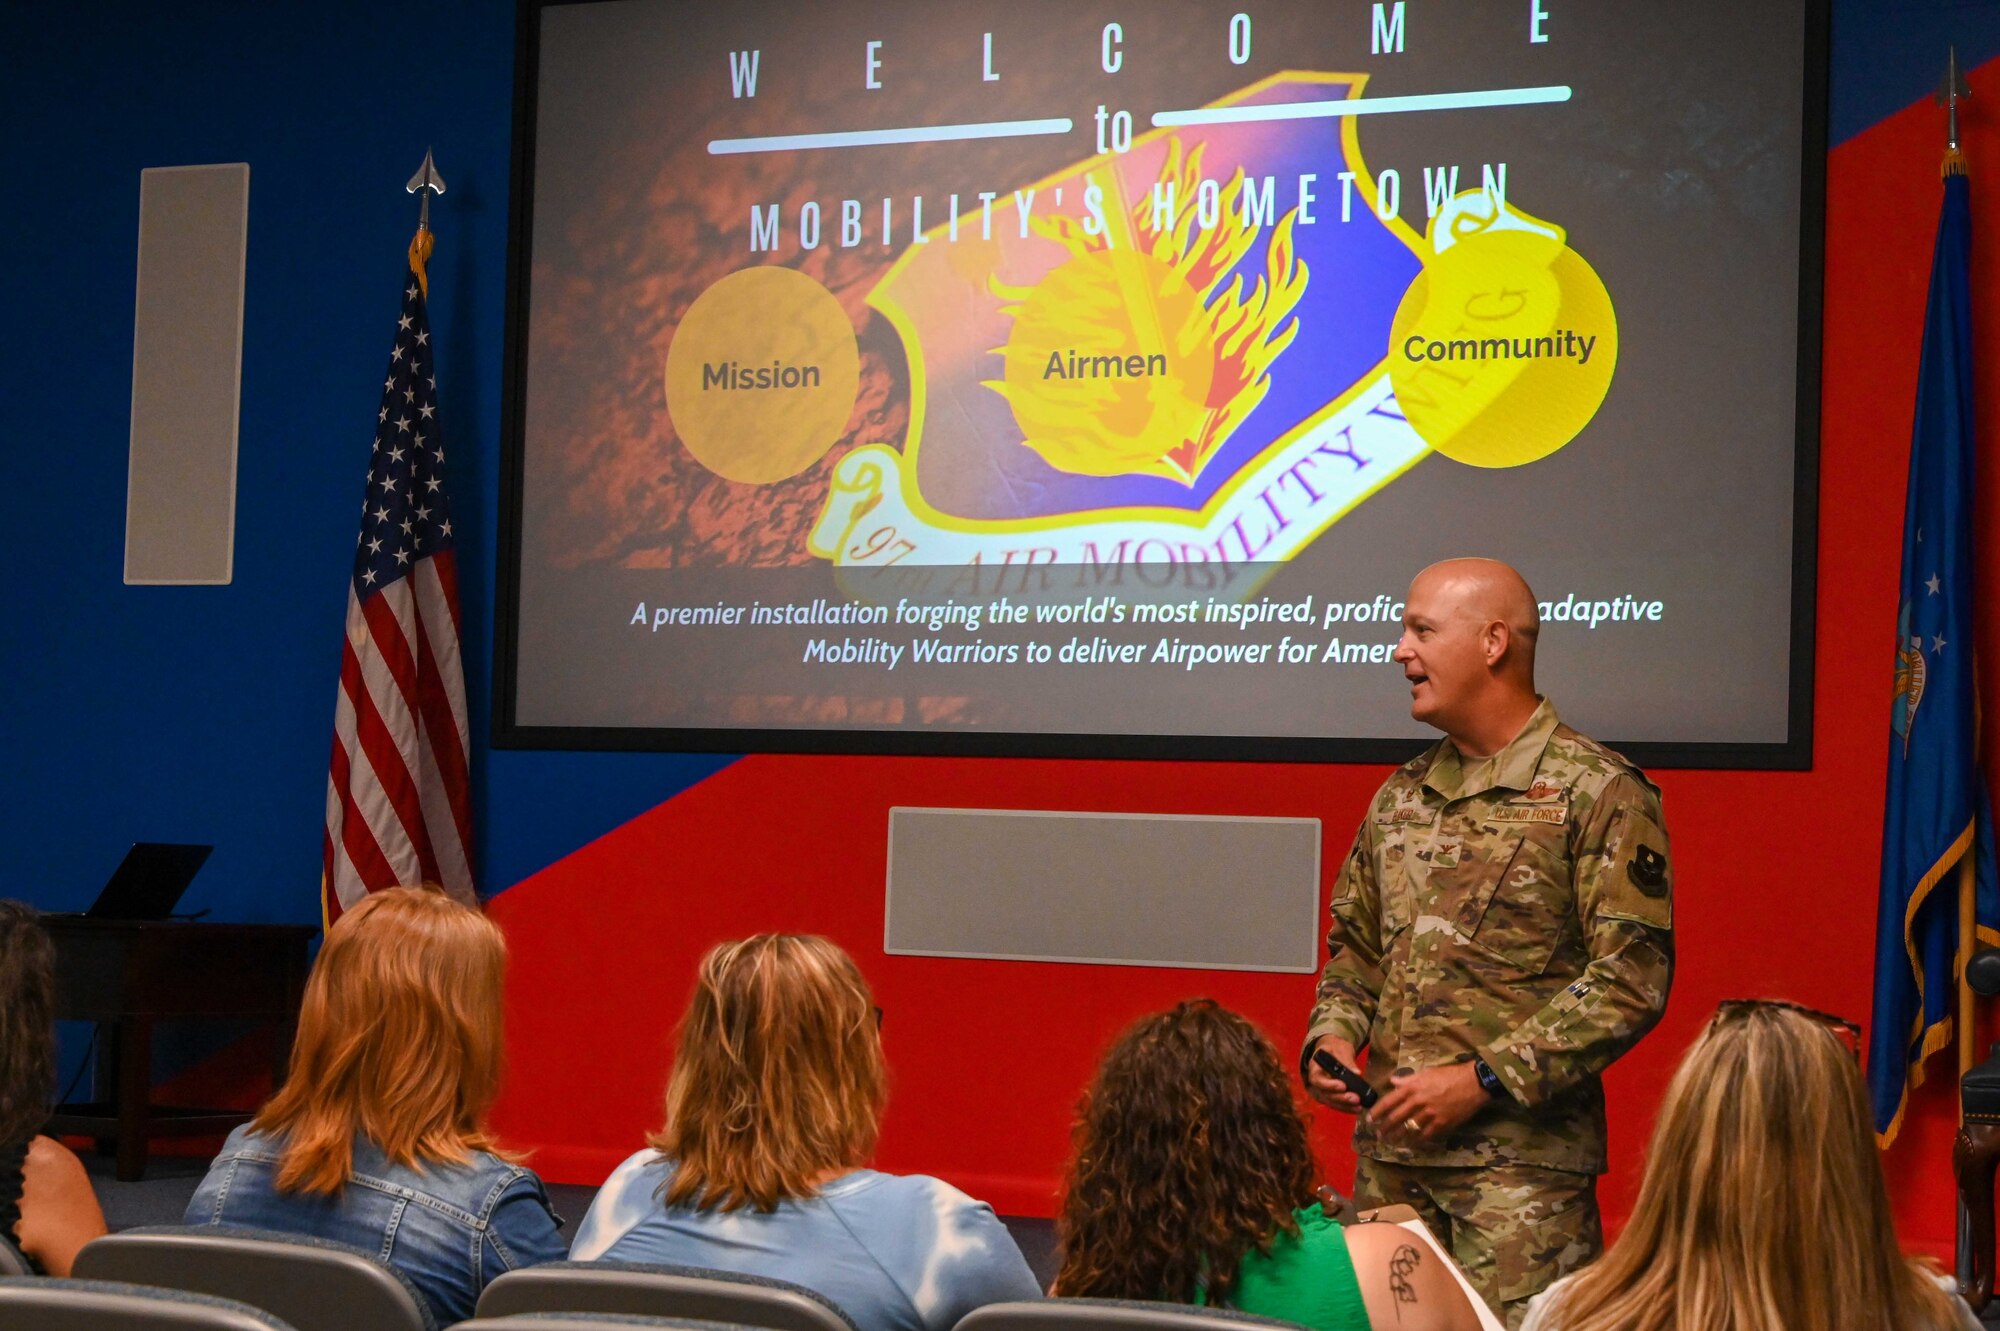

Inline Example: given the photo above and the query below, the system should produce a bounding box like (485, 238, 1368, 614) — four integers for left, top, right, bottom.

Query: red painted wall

(488, 70, 2000, 1260)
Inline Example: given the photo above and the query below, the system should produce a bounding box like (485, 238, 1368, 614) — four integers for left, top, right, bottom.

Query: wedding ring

(1404, 1117, 1422, 1133)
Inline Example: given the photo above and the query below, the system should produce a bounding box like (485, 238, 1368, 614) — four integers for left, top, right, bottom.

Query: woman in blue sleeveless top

(572, 934, 1040, 1331)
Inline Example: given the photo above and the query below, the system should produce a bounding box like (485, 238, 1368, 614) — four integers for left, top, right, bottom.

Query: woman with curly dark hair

(1057, 1000, 1476, 1331)
(0, 900, 106, 1275)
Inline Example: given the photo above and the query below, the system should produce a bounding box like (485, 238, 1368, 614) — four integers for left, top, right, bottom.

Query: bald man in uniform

(1302, 559, 1673, 1327)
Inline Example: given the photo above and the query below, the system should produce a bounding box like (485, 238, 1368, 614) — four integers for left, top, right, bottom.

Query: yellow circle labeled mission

(1387, 218, 1617, 469)
(665, 266, 861, 485)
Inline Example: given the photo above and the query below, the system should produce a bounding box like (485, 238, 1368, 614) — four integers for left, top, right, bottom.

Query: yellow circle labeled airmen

(665, 266, 861, 484)
(1388, 212, 1617, 468)
(994, 248, 1218, 483)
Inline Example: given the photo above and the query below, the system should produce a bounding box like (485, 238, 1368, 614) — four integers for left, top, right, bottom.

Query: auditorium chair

(72, 1223, 434, 1331)
(0, 1231, 32, 1276)
(473, 1259, 859, 1331)
(1955, 945, 2000, 1311)
(953, 1300, 1307, 1331)
(0, 1276, 299, 1330)
(460, 1311, 752, 1319)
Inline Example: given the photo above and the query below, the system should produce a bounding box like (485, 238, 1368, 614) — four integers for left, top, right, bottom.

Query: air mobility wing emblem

(811, 73, 1430, 574)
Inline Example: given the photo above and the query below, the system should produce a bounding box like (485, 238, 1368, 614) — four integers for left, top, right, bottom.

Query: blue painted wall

(2, 0, 1998, 928)
(0, 2, 730, 927)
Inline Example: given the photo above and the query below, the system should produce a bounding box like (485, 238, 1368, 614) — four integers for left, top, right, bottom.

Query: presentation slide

(500, 0, 1822, 762)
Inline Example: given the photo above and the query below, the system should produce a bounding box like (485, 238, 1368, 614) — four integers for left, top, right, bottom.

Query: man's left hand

(1369, 1063, 1490, 1144)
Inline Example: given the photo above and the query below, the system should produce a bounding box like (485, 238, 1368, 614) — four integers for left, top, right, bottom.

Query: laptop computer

(83, 843, 213, 919)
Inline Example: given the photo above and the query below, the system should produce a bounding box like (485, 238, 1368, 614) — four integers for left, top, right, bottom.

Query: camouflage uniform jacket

(1305, 698, 1673, 1174)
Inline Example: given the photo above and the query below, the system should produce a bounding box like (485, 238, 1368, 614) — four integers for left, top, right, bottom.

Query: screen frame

(492, 0, 1829, 770)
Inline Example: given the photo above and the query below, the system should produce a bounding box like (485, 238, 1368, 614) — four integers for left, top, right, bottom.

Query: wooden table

(43, 919, 316, 1180)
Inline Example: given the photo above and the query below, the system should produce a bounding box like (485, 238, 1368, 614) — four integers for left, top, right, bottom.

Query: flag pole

(1964, 856, 1979, 1084)
(1937, 49, 1975, 1093)
(1943, 47, 1971, 180)
(1938, 45, 1979, 1288)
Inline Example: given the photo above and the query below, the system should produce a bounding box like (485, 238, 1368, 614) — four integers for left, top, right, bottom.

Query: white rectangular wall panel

(886, 807, 1322, 972)
(125, 163, 249, 585)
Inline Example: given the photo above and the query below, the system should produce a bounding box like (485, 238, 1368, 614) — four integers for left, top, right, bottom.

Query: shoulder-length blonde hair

(1547, 1002, 1960, 1331)
(252, 886, 509, 1195)
(649, 934, 887, 1213)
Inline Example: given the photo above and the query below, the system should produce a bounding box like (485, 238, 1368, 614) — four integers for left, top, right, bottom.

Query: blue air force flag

(1869, 171, 2000, 1142)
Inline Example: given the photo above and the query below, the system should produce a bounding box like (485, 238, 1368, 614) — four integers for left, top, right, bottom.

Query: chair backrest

(953, 1300, 1307, 1331)
(475, 1260, 860, 1331)
(0, 1231, 33, 1276)
(0, 1276, 299, 1331)
(469, 1317, 759, 1330)
(72, 1224, 435, 1331)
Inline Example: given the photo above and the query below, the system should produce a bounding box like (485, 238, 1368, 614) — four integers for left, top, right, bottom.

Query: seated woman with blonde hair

(186, 887, 565, 1325)
(571, 934, 1040, 1331)
(1056, 1000, 1477, 1331)
(1520, 999, 1979, 1331)
(0, 900, 107, 1275)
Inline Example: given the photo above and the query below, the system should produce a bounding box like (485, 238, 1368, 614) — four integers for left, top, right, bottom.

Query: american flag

(321, 242, 474, 921)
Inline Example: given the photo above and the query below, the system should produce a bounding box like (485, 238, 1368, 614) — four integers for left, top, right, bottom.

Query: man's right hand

(1305, 1036, 1366, 1114)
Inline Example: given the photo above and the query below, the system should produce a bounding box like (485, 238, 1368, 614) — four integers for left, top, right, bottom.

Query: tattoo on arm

(1388, 1244, 1422, 1321)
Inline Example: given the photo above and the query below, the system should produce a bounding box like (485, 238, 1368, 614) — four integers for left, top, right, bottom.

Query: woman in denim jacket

(186, 887, 565, 1325)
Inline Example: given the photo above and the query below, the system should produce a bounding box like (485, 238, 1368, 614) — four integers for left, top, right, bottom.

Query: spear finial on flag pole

(1939, 46, 1971, 175)
(405, 148, 447, 294)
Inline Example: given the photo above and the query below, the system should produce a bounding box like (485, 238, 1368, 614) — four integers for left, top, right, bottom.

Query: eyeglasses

(1712, 998, 1862, 1059)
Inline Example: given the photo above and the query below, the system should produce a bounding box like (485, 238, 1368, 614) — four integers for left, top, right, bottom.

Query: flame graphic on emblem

(984, 139, 1309, 485)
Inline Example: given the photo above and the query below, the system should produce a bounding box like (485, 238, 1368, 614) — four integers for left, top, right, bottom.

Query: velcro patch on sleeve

(1598, 808, 1673, 930)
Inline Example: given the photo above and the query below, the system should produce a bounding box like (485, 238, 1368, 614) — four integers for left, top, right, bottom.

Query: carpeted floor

(88, 1152, 1061, 1289)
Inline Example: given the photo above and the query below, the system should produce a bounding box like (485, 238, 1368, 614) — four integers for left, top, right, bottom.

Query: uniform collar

(1421, 696, 1560, 802)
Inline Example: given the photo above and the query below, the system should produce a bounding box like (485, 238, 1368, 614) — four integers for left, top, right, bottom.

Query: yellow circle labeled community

(665, 266, 861, 485)
(1387, 227, 1617, 469)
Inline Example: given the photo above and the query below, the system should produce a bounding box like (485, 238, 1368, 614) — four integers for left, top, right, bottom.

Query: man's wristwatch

(1473, 1057, 1506, 1099)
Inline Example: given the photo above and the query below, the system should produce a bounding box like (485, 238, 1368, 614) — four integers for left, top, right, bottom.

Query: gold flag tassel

(409, 225, 435, 299)
(404, 148, 446, 298)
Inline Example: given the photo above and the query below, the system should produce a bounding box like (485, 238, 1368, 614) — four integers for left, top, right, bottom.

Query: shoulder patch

(1627, 845, 1668, 895)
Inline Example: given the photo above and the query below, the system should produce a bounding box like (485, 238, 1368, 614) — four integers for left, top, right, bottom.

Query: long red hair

(253, 887, 509, 1194)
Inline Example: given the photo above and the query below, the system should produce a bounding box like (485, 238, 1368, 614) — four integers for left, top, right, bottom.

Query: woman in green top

(1055, 1000, 1477, 1331)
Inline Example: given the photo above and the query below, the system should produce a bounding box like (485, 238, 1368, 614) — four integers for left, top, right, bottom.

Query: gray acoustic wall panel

(125, 162, 249, 585)
(886, 807, 1322, 972)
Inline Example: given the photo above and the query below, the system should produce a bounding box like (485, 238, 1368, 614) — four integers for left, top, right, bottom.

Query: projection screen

(497, 0, 1826, 766)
